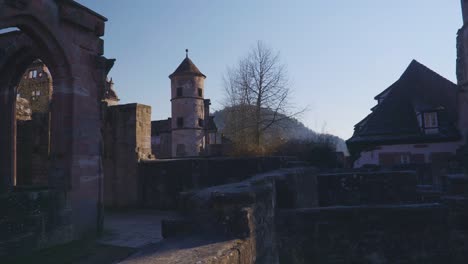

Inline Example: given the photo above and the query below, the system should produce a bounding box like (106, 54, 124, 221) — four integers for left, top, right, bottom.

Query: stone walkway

(98, 210, 181, 249)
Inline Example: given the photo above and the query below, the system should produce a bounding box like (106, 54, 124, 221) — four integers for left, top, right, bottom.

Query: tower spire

(186, 49, 189, 58)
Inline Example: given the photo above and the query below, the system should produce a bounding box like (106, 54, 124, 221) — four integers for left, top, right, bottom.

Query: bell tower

(169, 50, 207, 157)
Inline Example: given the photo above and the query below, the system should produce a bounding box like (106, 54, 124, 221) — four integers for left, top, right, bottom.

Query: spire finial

(186, 49, 189, 58)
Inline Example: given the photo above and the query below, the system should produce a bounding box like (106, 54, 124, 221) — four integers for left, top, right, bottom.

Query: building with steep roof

(347, 60, 463, 170)
(152, 51, 218, 158)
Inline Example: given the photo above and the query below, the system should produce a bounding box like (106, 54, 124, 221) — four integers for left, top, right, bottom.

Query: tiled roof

(348, 60, 460, 145)
(169, 57, 206, 78)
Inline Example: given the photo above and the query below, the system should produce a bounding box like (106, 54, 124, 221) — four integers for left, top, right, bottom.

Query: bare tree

(224, 41, 301, 151)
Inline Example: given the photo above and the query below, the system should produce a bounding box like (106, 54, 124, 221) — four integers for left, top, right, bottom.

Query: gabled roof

(169, 56, 206, 79)
(348, 60, 460, 145)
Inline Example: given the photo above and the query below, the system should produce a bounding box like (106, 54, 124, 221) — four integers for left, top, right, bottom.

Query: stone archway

(0, 0, 113, 246)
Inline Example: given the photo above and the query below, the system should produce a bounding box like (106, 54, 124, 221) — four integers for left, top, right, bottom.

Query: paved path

(98, 210, 181, 249)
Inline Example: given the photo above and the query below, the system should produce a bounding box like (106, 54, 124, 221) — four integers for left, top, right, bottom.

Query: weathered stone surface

(317, 170, 418, 206)
(0, 189, 73, 257)
(138, 157, 287, 210)
(0, 0, 110, 255)
(120, 237, 253, 264)
(276, 204, 450, 263)
(103, 103, 153, 208)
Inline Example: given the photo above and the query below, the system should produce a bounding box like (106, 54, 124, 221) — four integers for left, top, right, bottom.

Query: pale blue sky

(76, 0, 462, 140)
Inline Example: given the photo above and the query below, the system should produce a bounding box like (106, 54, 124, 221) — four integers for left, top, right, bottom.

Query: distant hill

(212, 107, 348, 155)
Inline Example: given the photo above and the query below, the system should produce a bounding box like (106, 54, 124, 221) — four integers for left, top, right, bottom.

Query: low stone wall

(138, 157, 288, 210)
(0, 189, 73, 257)
(277, 204, 449, 263)
(276, 197, 468, 264)
(138, 167, 317, 264)
(124, 166, 468, 263)
(317, 170, 418, 206)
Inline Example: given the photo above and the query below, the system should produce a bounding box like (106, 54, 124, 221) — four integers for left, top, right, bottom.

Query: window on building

(177, 117, 184, 128)
(400, 154, 410, 164)
(198, 118, 204, 127)
(423, 112, 438, 128)
(177, 87, 183, 97)
(28, 70, 37, 79)
(198, 88, 203, 97)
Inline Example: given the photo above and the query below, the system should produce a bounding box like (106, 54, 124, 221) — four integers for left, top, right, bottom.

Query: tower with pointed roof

(169, 50, 207, 157)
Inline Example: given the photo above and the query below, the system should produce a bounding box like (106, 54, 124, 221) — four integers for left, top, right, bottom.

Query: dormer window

(418, 111, 439, 135)
(423, 112, 438, 128)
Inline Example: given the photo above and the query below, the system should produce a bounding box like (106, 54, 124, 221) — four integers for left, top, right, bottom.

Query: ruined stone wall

(148, 167, 318, 264)
(317, 171, 418, 206)
(103, 103, 152, 208)
(0, 189, 73, 257)
(152, 132, 172, 159)
(138, 157, 288, 210)
(14, 62, 51, 187)
(16, 120, 33, 185)
(16, 113, 50, 186)
(276, 204, 452, 263)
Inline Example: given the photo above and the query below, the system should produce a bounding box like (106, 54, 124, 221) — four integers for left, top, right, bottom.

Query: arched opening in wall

(0, 24, 68, 192)
(15, 60, 53, 187)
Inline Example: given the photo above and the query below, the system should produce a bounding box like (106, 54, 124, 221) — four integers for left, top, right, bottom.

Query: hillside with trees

(213, 106, 348, 167)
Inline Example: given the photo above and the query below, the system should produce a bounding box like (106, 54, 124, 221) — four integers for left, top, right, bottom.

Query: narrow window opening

(177, 87, 183, 97)
(198, 88, 203, 97)
(177, 117, 184, 128)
